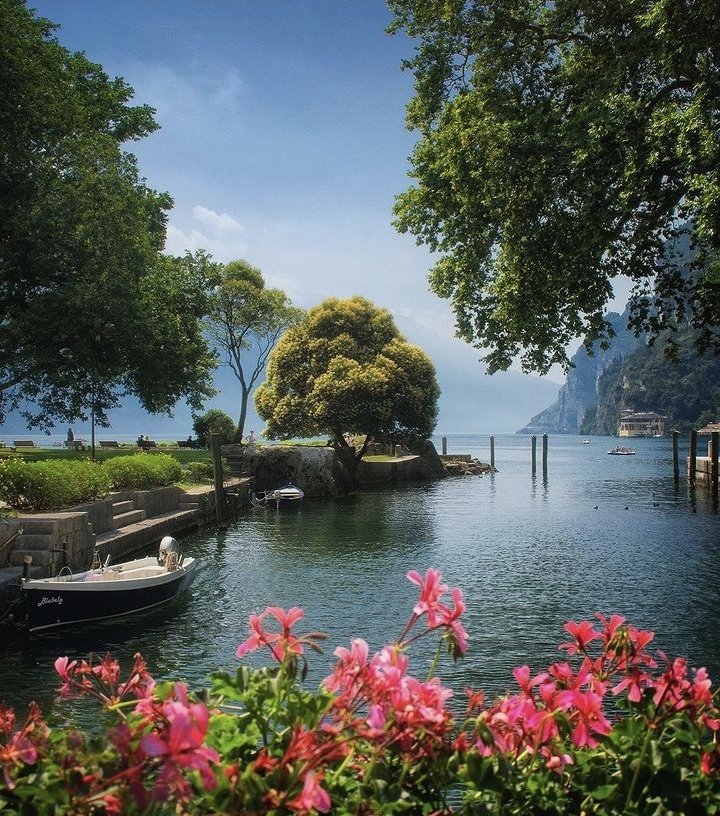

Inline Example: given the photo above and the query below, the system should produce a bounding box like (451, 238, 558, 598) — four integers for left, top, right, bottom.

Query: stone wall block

(132, 486, 183, 516)
(67, 499, 114, 533)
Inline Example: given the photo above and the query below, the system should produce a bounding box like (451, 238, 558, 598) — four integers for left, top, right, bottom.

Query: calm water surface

(1, 434, 719, 715)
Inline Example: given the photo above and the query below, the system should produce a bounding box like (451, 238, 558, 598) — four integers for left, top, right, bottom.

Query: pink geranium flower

(236, 606, 306, 662)
(407, 568, 449, 626)
(139, 683, 219, 802)
(287, 770, 331, 813)
(0, 703, 46, 790)
(559, 619, 600, 654)
(404, 568, 469, 655)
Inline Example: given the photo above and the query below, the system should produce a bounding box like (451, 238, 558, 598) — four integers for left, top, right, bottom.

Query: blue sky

(17, 0, 568, 437)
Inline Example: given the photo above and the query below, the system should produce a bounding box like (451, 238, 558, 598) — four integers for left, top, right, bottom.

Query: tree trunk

(235, 385, 250, 443)
(333, 433, 370, 485)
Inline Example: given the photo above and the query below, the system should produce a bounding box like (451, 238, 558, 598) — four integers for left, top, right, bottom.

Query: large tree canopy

(0, 0, 215, 425)
(389, 0, 720, 373)
(254, 296, 439, 465)
(204, 259, 303, 442)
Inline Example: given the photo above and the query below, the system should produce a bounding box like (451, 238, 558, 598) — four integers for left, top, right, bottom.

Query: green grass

(0, 446, 213, 465)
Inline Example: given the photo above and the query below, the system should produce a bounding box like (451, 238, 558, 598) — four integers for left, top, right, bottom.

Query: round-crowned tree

(254, 296, 439, 474)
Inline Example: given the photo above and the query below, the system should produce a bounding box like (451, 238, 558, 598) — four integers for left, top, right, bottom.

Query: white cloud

(165, 206, 248, 261)
(128, 63, 246, 127)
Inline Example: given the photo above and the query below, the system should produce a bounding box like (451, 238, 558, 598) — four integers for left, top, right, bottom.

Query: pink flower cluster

(404, 568, 469, 656)
(4, 567, 716, 815)
(464, 613, 720, 773)
(233, 568, 466, 811)
(0, 702, 47, 790)
(248, 726, 343, 813)
(323, 640, 454, 757)
(53, 653, 219, 810)
(119, 681, 220, 806)
(55, 651, 155, 706)
(235, 605, 328, 678)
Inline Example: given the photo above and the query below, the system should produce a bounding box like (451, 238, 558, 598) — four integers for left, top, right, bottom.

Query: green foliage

(103, 452, 182, 490)
(0, 2, 217, 428)
(193, 408, 236, 448)
(183, 461, 214, 483)
(0, 458, 110, 511)
(204, 259, 303, 441)
(255, 296, 439, 456)
(389, 0, 720, 373)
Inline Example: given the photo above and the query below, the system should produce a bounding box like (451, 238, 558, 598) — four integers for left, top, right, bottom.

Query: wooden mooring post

(689, 429, 697, 486)
(211, 432, 226, 527)
(441, 435, 447, 455)
(542, 433, 548, 478)
(712, 432, 719, 501)
(489, 434, 495, 469)
(531, 435, 537, 475)
(672, 430, 679, 484)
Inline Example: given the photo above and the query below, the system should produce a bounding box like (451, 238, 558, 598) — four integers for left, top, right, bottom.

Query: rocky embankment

(222, 442, 492, 497)
(443, 457, 496, 476)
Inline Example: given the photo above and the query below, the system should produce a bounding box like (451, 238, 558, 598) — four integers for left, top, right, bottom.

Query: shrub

(183, 461, 214, 483)
(192, 408, 236, 448)
(103, 452, 183, 490)
(0, 458, 110, 511)
(2, 571, 719, 814)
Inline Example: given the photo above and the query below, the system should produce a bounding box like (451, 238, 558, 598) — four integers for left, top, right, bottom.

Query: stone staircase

(8, 515, 94, 577)
(93, 494, 201, 559)
(111, 499, 147, 528)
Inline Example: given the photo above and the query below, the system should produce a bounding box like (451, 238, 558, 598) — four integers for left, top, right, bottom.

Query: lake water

(1, 433, 719, 716)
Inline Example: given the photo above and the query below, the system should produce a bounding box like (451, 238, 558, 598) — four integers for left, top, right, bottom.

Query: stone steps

(113, 508, 147, 527)
(94, 509, 199, 561)
(9, 532, 55, 568)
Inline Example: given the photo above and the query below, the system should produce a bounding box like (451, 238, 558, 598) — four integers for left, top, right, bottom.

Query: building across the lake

(618, 411, 667, 438)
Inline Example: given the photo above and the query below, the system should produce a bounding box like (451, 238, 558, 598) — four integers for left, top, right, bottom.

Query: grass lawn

(0, 446, 214, 465)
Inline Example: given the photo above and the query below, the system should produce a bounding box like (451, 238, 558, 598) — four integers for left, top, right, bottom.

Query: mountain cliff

(581, 329, 720, 434)
(517, 311, 640, 434)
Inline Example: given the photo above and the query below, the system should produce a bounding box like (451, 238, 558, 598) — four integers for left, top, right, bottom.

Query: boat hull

(21, 557, 196, 632)
(253, 484, 304, 509)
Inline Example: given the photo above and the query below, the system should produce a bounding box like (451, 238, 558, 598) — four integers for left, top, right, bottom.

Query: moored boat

(252, 483, 304, 509)
(607, 446, 636, 455)
(18, 537, 195, 632)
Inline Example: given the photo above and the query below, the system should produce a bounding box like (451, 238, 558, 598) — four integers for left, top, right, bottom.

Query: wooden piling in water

(211, 432, 226, 527)
(441, 435, 447, 455)
(689, 430, 697, 486)
(542, 433, 548, 478)
(531, 435, 537, 475)
(672, 430, 679, 483)
(712, 432, 719, 501)
(490, 435, 495, 469)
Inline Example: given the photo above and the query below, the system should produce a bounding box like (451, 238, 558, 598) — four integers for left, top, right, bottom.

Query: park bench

(99, 441, 120, 448)
(177, 440, 194, 448)
(139, 439, 157, 449)
(13, 440, 36, 447)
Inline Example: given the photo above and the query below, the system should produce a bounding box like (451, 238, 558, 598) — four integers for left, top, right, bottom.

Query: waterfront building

(618, 411, 667, 438)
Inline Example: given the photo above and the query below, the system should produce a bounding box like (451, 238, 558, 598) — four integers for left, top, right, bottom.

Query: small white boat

(582, 439, 590, 444)
(18, 537, 195, 632)
(252, 483, 304, 509)
(607, 446, 636, 455)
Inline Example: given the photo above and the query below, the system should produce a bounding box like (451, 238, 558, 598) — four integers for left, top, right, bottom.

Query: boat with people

(607, 446, 636, 455)
(252, 483, 305, 509)
(14, 537, 195, 632)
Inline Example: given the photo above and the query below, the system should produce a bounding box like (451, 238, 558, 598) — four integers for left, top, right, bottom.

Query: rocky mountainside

(517, 311, 640, 434)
